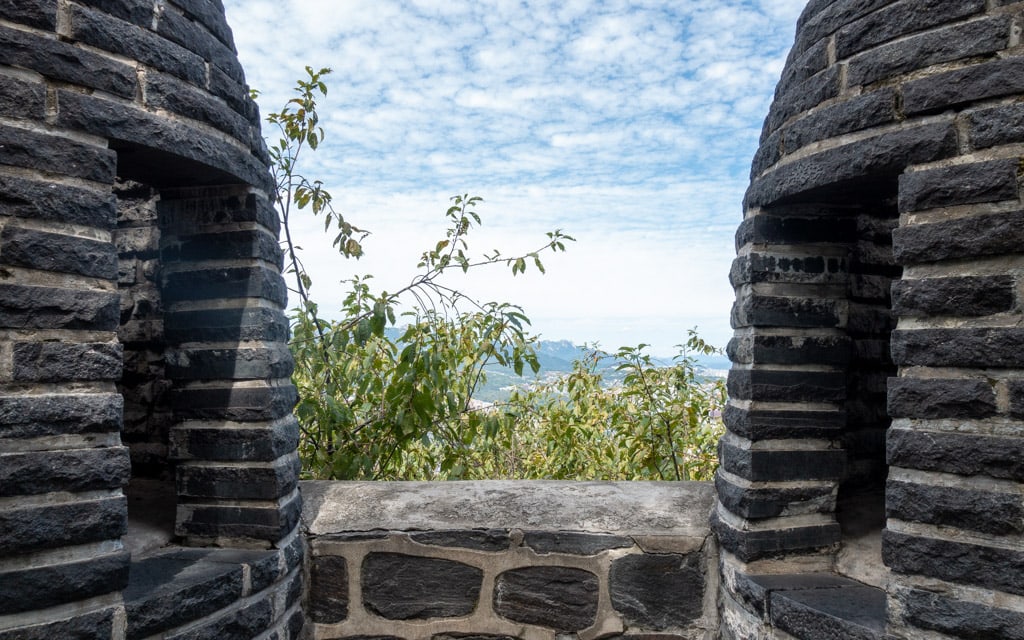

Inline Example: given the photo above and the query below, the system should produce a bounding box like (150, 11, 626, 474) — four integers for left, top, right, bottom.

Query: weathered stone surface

(715, 473, 835, 519)
(0, 284, 120, 332)
(411, 530, 511, 552)
(166, 345, 294, 381)
(0, 551, 130, 615)
(0, 174, 116, 227)
(0, 0, 57, 29)
(719, 441, 845, 482)
(724, 404, 845, 440)
(727, 333, 851, 366)
(894, 209, 1024, 264)
(74, 0, 154, 26)
(13, 341, 122, 382)
(164, 600, 272, 640)
(0, 447, 130, 497)
(730, 252, 847, 287)
(899, 159, 1020, 212)
(493, 566, 598, 631)
(433, 635, 520, 640)
(0, 125, 116, 183)
(0, 226, 118, 280)
(891, 328, 1024, 368)
(158, 192, 277, 233)
(794, 0, 890, 54)
(887, 480, 1023, 536)
(309, 555, 348, 623)
(727, 369, 845, 403)
(731, 294, 844, 329)
(883, 531, 1024, 596)
(905, 56, 1024, 116)
(835, 0, 985, 58)
(165, 307, 289, 343)
(770, 584, 886, 640)
(176, 454, 300, 500)
(969, 101, 1024, 149)
(774, 38, 830, 100)
(735, 214, 857, 249)
(887, 428, 1024, 480)
(524, 531, 632, 555)
(763, 65, 841, 138)
(0, 496, 126, 555)
(0, 392, 122, 439)
(781, 89, 896, 154)
(887, 377, 996, 419)
(734, 572, 857, 617)
(168, 384, 298, 421)
(170, 418, 299, 462)
(0, 74, 46, 122)
(176, 490, 301, 542)
(846, 15, 1010, 86)
(899, 588, 1024, 640)
(163, 229, 282, 265)
(162, 266, 287, 306)
(711, 511, 840, 562)
(362, 553, 482, 620)
(892, 275, 1015, 318)
(609, 553, 704, 628)
(0, 608, 115, 640)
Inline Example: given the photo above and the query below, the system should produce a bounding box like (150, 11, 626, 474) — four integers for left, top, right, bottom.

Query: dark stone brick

(434, 635, 520, 640)
(887, 428, 1024, 480)
(124, 550, 243, 640)
(164, 600, 273, 640)
(493, 566, 598, 632)
(165, 307, 289, 344)
(309, 555, 348, 623)
(168, 0, 235, 48)
(731, 294, 843, 329)
(146, 71, 252, 142)
(68, 5, 205, 86)
(733, 572, 856, 617)
(177, 490, 301, 542)
(899, 159, 1019, 212)
(524, 532, 632, 555)
(891, 328, 1024, 368)
(0, 284, 119, 332)
(0, 496, 126, 555)
(168, 384, 298, 421)
(176, 454, 300, 500)
(728, 369, 845, 403)
(74, 0, 154, 26)
(906, 56, 1024, 116)
(0, 550, 130, 615)
(166, 345, 294, 381)
(158, 191, 278, 235)
(0, 24, 136, 98)
(715, 472, 835, 519)
(0, 393, 122, 439)
(727, 333, 851, 366)
(969, 101, 1024, 150)
(720, 441, 845, 482)
(770, 584, 886, 640)
(0, 226, 117, 279)
(0, 0, 57, 29)
(13, 341, 122, 382)
(731, 253, 847, 287)
(883, 530, 1024, 596)
(893, 275, 1015, 317)
(0, 174, 116, 228)
(362, 553, 483, 620)
(900, 588, 1024, 640)
(835, 0, 986, 59)
(285, 608, 305, 640)
(887, 377, 997, 419)
(410, 530, 511, 552)
(894, 209, 1024, 264)
(0, 74, 46, 122)
(735, 214, 858, 249)
(609, 553, 704, 628)
(724, 403, 847, 441)
(162, 265, 287, 306)
(887, 480, 1023, 536)
(156, 7, 244, 82)
(0, 124, 116, 183)
(764, 65, 841, 137)
(0, 608, 115, 640)
(748, 123, 957, 208)
(795, 0, 890, 54)
(847, 16, 1011, 87)
(0, 447, 130, 496)
(164, 229, 282, 266)
(711, 511, 840, 562)
(774, 38, 829, 100)
(170, 417, 299, 462)
(1011, 380, 1024, 419)
(781, 89, 896, 154)
(208, 63, 261, 124)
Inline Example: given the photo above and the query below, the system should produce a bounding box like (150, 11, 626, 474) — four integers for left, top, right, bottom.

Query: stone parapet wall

(301, 482, 718, 640)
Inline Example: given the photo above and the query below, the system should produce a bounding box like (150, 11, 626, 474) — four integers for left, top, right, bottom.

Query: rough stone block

(764, 65, 841, 137)
(969, 101, 1024, 149)
(0, 607, 116, 640)
(892, 275, 1015, 317)
(156, 7, 244, 82)
(894, 209, 1024, 264)
(891, 328, 1024, 368)
(0, 125, 116, 183)
(13, 341, 122, 382)
(163, 229, 282, 265)
(835, 0, 986, 59)
(410, 530, 511, 552)
(905, 56, 1024, 116)
(731, 294, 844, 329)
(774, 38, 830, 100)
(74, 0, 154, 26)
(724, 405, 845, 441)
(166, 345, 294, 381)
(0, 24, 136, 98)
(493, 566, 599, 632)
(162, 265, 287, 306)
(0, 393, 122, 439)
(715, 473, 835, 519)
(711, 511, 840, 562)
(175, 454, 300, 501)
(899, 588, 1024, 640)
(166, 0, 236, 48)
(887, 428, 1024, 480)
(0, 284, 120, 332)
(719, 441, 845, 482)
(362, 553, 483, 620)
(883, 531, 1024, 596)
(0, 0, 57, 29)
(0, 74, 46, 122)
(770, 584, 886, 640)
(0, 550, 130, 615)
(523, 531, 633, 555)
(727, 333, 851, 366)
(887, 377, 997, 419)
(846, 15, 1011, 87)
(168, 384, 298, 421)
(164, 307, 289, 343)
(309, 555, 348, 623)
(0, 447, 130, 497)
(899, 159, 1020, 212)
(886, 480, 1023, 536)
(727, 369, 845, 403)
(0, 496, 126, 555)
(0, 226, 118, 280)
(780, 89, 896, 154)
(609, 553, 704, 628)
(146, 71, 252, 142)
(730, 253, 847, 287)
(0, 174, 116, 227)
(170, 418, 299, 462)
(794, 0, 889, 55)
(176, 490, 301, 542)
(164, 600, 272, 640)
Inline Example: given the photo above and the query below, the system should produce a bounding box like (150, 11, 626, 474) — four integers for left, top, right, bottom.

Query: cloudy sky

(221, 0, 807, 354)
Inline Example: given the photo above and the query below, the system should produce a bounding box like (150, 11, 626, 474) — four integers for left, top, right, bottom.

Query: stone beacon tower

(0, 2, 303, 639)
(718, 0, 1024, 638)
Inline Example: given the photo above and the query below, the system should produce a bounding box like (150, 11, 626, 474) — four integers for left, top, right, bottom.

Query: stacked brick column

(719, 0, 1024, 637)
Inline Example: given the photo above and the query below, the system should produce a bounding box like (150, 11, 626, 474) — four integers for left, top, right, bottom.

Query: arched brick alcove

(718, 1, 1024, 638)
(0, 2, 302, 638)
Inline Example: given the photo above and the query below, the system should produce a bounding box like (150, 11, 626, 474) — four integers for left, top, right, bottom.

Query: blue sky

(222, 0, 807, 355)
